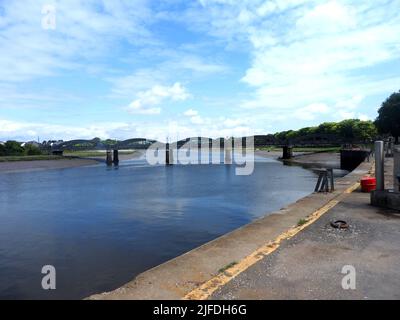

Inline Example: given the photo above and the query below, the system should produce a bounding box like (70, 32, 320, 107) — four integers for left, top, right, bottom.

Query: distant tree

(285, 130, 298, 140)
(103, 139, 118, 146)
(316, 122, 339, 135)
(375, 91, 400, 143)
(353, 120, 377, 141)
(337, 119, 359, 140)
(271, 119, 377, 145)
(24, 144, 42, 155)
(0, 144, 6, 156)
(4, 141, 24, 156)
(274, 130, 292, 141)
(297, 127, 317, 137)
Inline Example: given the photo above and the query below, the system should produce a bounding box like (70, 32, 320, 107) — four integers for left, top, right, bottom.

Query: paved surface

(211, 159, 400, 300)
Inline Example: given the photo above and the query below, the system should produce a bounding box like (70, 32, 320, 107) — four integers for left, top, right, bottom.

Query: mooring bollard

(375, 141, 385, 191)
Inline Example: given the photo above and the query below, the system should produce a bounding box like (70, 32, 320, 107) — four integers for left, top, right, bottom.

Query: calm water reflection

(0, 155, 318, 299)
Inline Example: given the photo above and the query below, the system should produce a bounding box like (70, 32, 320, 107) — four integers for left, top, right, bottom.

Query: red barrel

(360, 177, 376, 192)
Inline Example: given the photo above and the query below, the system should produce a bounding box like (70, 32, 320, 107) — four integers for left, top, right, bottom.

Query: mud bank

(0, 158, 99, 174)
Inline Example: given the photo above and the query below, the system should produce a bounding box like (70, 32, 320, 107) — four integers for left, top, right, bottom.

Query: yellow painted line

(183, 182, 360, 300)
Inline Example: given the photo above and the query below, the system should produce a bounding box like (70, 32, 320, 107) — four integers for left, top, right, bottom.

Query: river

(0, 154, 319, 299)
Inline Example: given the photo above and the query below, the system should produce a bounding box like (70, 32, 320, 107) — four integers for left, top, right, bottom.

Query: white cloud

(336, 111, 370, 121)
(0, 0, 153, 83)
(179, 0, 400, 127)
(1, 0, 398, 141)
(127, 82, 190, 114)
(189, 115, 204, 124)
(296, 1, 356, 34)
(241, 2, 400, 112)
(0, 116, 257, 142)
(223, 118, 247, 128)
(335, 95, 364, 110)
(184, 109, 199, 116)
(0, 118, 129, 141)
(108, 54, 227, 99)
(294, 103, 330, 121)
(183, 109, 206, 124)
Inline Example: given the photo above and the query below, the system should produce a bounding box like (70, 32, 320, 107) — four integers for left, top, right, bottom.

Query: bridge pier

(166, 143, 173, 165)
(282, 146, 293, 160)
(106, 150, 113, 166)
(113, 150, 119, 165)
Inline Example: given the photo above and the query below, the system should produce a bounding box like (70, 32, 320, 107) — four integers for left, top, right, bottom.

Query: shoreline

(0, 150, 144, 174)
(0, 158, 100, 174)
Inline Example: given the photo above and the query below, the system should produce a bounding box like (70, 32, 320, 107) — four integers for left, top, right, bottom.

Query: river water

(0, 154, 319, 299)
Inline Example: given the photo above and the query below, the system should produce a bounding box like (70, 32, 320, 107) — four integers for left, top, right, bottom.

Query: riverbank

(89, 154, 372, 300)
(0, 158, 99, 174)
(0, 150, 143, 174)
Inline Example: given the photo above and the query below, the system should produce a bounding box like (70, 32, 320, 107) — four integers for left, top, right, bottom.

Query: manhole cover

(330, 220, 349, 229)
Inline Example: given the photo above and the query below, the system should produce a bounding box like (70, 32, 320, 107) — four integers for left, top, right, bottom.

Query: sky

(0, 0, 399, 142)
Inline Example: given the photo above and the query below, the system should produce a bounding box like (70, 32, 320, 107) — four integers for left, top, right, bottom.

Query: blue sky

(0, 0, 399, 142)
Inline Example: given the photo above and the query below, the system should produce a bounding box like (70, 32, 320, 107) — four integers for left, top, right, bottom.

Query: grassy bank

(257, 146, 341, 153)
(0, 155, 64, 162)
(63, 150, 137, 157)
(0, 150, 138, 162)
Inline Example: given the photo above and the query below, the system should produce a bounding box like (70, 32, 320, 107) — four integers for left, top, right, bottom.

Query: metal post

(328, 168, 334, 191)
(375, 141, 385, 191)
(314, 173, 323, 192)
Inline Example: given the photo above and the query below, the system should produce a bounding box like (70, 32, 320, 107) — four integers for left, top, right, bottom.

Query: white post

(375, 141, 385, 191)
